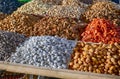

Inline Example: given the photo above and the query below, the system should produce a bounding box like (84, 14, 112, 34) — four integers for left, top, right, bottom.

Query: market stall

(0, 0, 119, 79)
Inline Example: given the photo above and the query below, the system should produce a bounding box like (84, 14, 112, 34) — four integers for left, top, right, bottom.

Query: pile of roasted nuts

(69, 42, 120, 75)
(81, 1, 120, 26)
(0, 12, 43, 36)
(33, 16, 85, 40)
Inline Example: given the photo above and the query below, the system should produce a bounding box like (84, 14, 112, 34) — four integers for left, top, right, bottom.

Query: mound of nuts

(81, 1, 120, 26)
(0, 12, 43, 36)
(69, 42, 120, 75)
(33, 16, 86, 40)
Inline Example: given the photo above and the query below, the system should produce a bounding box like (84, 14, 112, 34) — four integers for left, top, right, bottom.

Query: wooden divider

(0, 61, 119, 79)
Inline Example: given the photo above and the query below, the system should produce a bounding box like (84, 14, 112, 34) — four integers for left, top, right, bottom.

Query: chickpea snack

(69, 42, 120, 76)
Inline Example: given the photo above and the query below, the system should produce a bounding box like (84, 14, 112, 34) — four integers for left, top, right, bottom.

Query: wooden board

(0, 61, 119, 79)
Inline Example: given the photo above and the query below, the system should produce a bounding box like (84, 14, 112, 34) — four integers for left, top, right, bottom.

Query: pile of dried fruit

(81, 1, 120, 26)
(9, 36, 76, 69)
(34, 16, 85, 40)
(69, 42, 120, 75)
(0, 12, 43, 36)
(81, 18, 120, 44)
(0, 30, 26, 61)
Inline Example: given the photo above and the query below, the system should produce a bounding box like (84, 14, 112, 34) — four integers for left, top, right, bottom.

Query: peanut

(69, 42, 120, 75)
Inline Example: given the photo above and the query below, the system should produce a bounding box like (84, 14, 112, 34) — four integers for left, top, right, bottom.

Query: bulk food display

(0, 0, 120, 79)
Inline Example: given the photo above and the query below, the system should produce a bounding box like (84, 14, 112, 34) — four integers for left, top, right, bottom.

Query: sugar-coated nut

(110, 58, 116, 64)
(96, 69, 101, 73)
(69, 62, 74, 66)
(74, 55, 78, 59)
(88, 66, 92, 71)
(118, 61, 120, 65)
(109, 66, 115, 71)
(78, 60, 82, 64)
(75, 52, 80, 56)
(73, 64, 79, 69)
(10, 36, 76, 69)
(74, 59, 78, 64)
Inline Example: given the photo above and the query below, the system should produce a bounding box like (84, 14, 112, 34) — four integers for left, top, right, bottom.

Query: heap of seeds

(0, 12, 7, 21)
(33, 16, 85, 40)
(81, 1, 120, 26)
(47, 5, 85, 18)
(9, 36, 76, 69)
(16, 0, 86, 18)
(69, 42, 120, 75)
(0, 30, 26, 61)
(0, 12, 43, 36)
(40, 0, 62, 5)
(62, 0, 88, 8)
(0, 0, 23, 14)
(16, 0, 53, 15)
